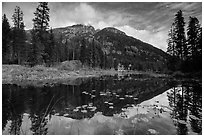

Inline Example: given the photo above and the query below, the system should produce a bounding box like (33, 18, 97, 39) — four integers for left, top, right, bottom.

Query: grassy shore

(2, 64, 167, 87)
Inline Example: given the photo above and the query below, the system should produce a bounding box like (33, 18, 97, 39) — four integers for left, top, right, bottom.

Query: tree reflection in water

(167, 81, 202, 135)
(2, 76, 202, 135)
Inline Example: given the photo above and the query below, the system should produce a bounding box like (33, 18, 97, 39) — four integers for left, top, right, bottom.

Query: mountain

(26, 24, 168, 72)
(52, 24, 96, 43)
(94, 27, 168, 71)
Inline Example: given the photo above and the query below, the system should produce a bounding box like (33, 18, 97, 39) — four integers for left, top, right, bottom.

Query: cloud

(116, 25, 168, 51)
(2, 2, 202, 51)
(50, 3, 100, 28)
(50, 3, 131, 30)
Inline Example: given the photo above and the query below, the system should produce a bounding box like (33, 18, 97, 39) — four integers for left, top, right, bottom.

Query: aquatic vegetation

(76, 106, 82, 109)
(91, 95, 96, 98)
(148, 129, 158, 134)
(140, 117, 149, 122)
(115, 129, 124, 135)
(109, 106, 114, 109)
(90, 107, 97, 111)
(131, 117, 141, 124)
(177, 119, 188, 125)
(108, 102, 113, 105)
(189, 115, 200, 120)
(2, 74, 201, 135)
(82, 105, 88, 108)
(81, 110, 87, 113)
(73, 108, 79, 112)
(63, 114, 69, 117)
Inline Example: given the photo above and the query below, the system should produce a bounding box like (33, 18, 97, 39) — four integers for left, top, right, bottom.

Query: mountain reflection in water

(2, 75, 202, 135)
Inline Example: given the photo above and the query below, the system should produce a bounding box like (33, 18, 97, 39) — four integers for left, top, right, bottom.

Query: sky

(2, 2, 202, 51)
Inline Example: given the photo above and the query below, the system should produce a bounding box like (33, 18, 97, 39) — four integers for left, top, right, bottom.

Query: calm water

(2, 74, 202, 135)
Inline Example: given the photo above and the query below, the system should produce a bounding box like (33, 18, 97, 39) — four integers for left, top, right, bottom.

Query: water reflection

(167, 81, 202, 135)
(2, 75, 202, 135)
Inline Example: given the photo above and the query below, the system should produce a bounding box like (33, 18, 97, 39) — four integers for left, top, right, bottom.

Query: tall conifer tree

(187, 16, 202, 71)
(173, 10, 186, 60)
(11, 6, 26, 64)
(30, 2, 50, 65)
(2, 14, 11, 63)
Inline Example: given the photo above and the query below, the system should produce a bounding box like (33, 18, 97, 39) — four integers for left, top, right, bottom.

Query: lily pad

(108, 102, 113, 105)
(63, 113, 69, 117)
(189, 115, 200, 120)
(54, 113, 60, 116)
(177, 119, 188, 125)
(148, 129, 158, 134)
(82, 105, 88, 108)
(109, 106, 114, 109)
(91, 95, 96, 98)
(73, 108, 79, 112)
(81, 110, 87, 113)
(115, 129, 124, 135)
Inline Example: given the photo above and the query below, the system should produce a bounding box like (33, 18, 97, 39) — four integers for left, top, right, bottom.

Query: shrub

(58, 60, 82, 71)
(172, 71, 185, 78)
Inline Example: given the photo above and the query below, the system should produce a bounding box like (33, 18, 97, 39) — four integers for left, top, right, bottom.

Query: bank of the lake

(2, 65, 167, 87)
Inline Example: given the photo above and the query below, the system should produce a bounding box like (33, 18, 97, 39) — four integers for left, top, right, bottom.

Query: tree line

(167, 10, 202, 73)
(2, 2, 108, 68)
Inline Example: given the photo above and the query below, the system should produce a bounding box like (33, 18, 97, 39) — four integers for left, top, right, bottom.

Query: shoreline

(2, 64, 168, 87)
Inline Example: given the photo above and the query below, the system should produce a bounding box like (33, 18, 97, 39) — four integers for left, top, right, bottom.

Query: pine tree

(91, 38, 96, 67)
(12, 6, 23, 29)
(32, 2, 50, 65)
(33, 2, 49, 32)
(18, 22, 27, 64)
(173, 10, 186, 60)
(64, 39, 69, 61)
(28, 29, 43, 67)
(166, 23, 179, 71)
(2, 14, 11, 64)
(197, 27, 202, 56)
(167, 24, 176, 56)
(11, 6, 26, 64)
(72, 43, 75, 60)
(57, 34, 63, 62)
(46, 28, 55, 66)
(80, 38, 86, 65)
(187, 16, 202, 71)
(187, 17, 201, 58)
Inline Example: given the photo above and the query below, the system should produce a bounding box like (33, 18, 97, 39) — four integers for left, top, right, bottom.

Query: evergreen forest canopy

(2, 2, 202, 73)
(167, 10, 202, 73)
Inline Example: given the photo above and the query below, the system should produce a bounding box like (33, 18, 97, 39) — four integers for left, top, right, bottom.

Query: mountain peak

(54, 24, 95, 40)
(102, 27, 126, 35)
(70, 24, 94, 29)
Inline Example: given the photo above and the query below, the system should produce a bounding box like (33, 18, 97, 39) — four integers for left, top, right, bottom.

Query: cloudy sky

(2, 2, 202, 51)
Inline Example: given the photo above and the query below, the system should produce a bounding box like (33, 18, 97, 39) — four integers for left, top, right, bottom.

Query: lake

(2, 74, 202, 135)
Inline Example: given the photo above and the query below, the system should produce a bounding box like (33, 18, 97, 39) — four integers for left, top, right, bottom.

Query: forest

(2, 3, 114, 69)
(2, 2, 202, 75)
(166, 10, 202, 74)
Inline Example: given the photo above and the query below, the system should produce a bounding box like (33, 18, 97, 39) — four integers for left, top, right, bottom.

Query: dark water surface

(2, 74, 202, 135)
